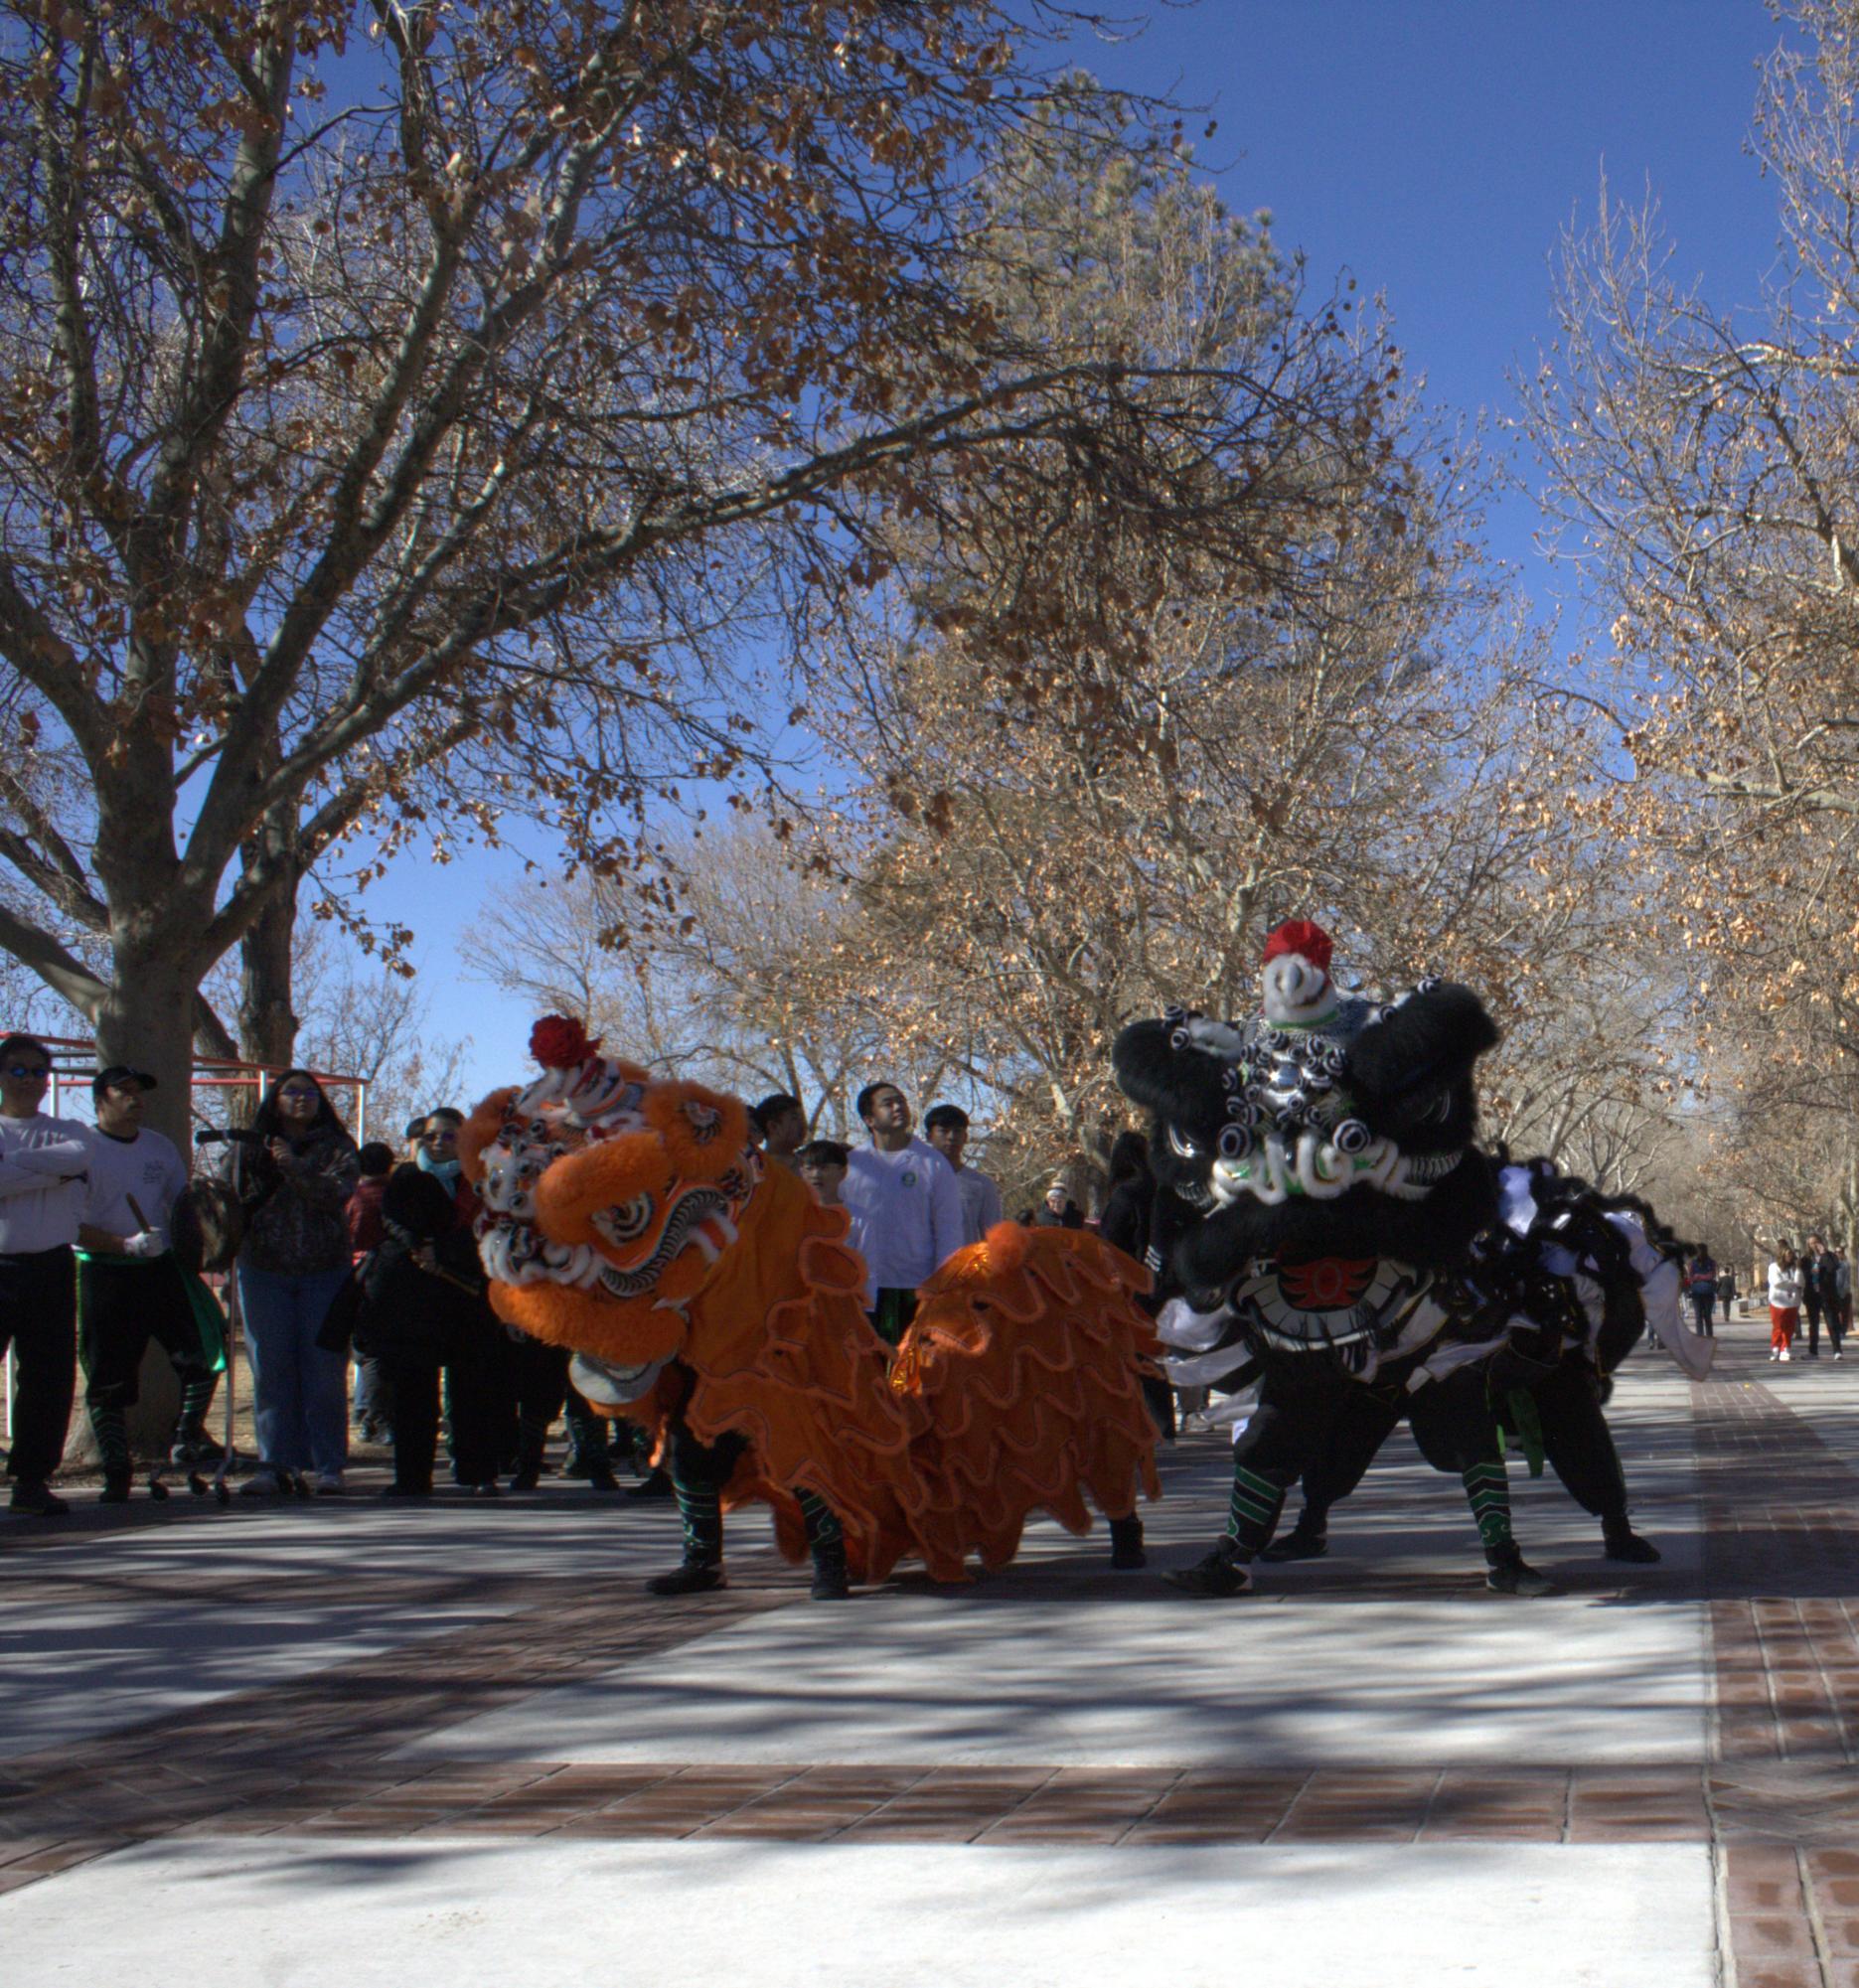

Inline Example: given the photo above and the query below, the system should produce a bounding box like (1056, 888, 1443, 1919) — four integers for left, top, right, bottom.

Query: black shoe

(98, 1471, 132, 1505)
(585, 1465, 620, 1493)
(625, 1470, 674, 1502)
(1484, 1546, 1559, 1597)
(1165, 1542, 1254, 1598)
(381, 1482, 432, 1500)
(1109, 1515, 1147, 1570)
(471, 1481, 503, 1499)
(170, 1430, 227, 1467)
(510, 1462, 542, 1493)
(1602, 1520, 1661, 1565)
(9, 1480, 70, 1516)
(1260, 1523, 1328, 1563)
(810, 1547, 852, 1602)
(648, 1560, 726, 1597)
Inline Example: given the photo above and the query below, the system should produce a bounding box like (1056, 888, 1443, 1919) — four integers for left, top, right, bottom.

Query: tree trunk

(238, 870, 300, 1070)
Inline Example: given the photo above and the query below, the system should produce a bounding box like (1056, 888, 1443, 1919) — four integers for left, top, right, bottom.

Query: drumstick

(126, 1192, 150, 1232)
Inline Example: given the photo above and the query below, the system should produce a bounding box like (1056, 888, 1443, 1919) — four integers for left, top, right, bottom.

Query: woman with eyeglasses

(226, 1070, 359, 1493)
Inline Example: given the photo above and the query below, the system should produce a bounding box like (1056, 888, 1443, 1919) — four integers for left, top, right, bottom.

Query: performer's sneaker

(1108, 1516, 1148, 1570)
(648, 1560, 726, 1597)
(1484, 1547, 1559, 1597)
(1165, 1543, 1255, 1598)
(626, 1470, 675, 1502)
(1260, 1524, 1328, 1563)
(1602, 1521, 1661, 1564)
(8, 1480, 69, 1516)
(98, 1471, 132, 1505)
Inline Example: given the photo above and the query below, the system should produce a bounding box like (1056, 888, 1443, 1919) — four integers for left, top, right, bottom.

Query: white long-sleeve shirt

(952, 1166, 1005, 1249)
(0, 1113, 93, 1253)
(83, 1127, 189, 1246)
(843, 1136, 966, 1292)
(1769, 1261, 1803, 1308)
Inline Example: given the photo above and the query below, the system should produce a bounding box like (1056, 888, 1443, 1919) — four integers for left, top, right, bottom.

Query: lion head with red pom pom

(460, 1017, 759, 1384)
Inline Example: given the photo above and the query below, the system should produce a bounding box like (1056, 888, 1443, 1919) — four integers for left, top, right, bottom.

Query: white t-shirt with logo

(843, 1136, 966, 1293)
(84, 1127, 189, 1247)
(0, 1113, 93, 1253)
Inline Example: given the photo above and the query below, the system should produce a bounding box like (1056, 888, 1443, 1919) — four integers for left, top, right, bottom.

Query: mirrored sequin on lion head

(1113, 921, 1501, 1297)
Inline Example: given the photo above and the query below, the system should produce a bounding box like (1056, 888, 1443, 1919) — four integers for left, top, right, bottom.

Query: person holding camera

(225, 1070, 359, 1494)
(77, 1066, 222, 1498)
(0, 1033, 91, 1516)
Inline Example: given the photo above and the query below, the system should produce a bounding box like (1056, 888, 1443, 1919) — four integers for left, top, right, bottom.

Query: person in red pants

(1768, 1244, 1803, 1362)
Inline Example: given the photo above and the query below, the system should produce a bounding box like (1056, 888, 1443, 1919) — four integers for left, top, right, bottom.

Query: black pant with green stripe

(665, 1422, 843, 1567)
(77, 1254, 217, 1476)
(1221, 1360, 1516, 1562)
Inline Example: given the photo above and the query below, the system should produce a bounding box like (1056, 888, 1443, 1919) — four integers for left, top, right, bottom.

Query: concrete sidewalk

(2, 1313, 1856, 1987)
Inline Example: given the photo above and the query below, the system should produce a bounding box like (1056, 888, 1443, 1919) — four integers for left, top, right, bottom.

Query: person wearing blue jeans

(237, 1263, 353, 1485)
(225, 1069, 359, 1494)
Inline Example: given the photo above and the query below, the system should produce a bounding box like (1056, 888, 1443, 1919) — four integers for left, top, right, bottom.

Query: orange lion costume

(460, 1018, 1162, 1587)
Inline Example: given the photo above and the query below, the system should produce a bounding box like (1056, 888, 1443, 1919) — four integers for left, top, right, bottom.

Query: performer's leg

(384, 1356, 440, 1494)
(1166, 1374, 1328, 1597)
(145, 1260, 221, 1463)
(798, 1488, 851, 1600)
(1261, 1389, 1401, 1561)
(561, 1382, 620, 1489)
(78, 1258, 150, 1500)
(1533, 1364, 1660, 1562)
(1411, 1378, 1556, 1597)
(649, 1425, 749, 1595)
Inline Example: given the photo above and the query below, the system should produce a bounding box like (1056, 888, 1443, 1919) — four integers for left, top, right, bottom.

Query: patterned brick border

(5, 1334, 1859, 1988)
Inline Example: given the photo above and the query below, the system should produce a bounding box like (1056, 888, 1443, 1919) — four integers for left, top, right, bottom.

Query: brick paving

(3, 1326, 1858, 1987)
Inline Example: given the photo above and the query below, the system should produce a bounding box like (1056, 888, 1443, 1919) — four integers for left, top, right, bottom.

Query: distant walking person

(227, 1070, 359, 1493)
(923, 1104, 1004, 1247)
(1810, 1237, 1845, 1359)
(1802, 1234, 1832, 1357)
(842, 1081, 964, 1346)
(0, 1034, 90, 1515)
(1686, 1248, 1719, 1337)
(1768, 1244, 1803, 1363)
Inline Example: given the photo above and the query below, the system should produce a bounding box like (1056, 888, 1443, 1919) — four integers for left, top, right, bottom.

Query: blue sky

(391, 0, 1793, 1105)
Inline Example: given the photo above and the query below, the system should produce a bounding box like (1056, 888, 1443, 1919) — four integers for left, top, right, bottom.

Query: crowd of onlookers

(0, 1042, 1099, 1515)
(4, 1020, 1855, 1518)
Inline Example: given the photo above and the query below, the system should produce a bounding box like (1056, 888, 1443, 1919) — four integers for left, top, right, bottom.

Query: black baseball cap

(92, 1065, 158, 1096)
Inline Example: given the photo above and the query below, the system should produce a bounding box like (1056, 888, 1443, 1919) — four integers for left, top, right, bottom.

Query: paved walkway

(2, 1313, 1856, 1986)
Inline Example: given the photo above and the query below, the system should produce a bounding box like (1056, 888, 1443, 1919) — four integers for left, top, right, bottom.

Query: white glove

(123, 1230, 165, 1260)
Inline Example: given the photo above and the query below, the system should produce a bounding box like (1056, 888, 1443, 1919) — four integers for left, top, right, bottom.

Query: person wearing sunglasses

(223, 1070, 359, 1495)
(0, 1032, 93, 1516)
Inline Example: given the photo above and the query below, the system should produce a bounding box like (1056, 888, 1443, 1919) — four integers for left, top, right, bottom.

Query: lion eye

(598, 1195, 653, 1243)
(1166, 1126, 1201, 1160)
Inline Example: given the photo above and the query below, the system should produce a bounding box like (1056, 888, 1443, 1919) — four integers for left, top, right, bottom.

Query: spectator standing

(1033, 1181, 1084, 1228)
(1716, 1264, 1737, 1317)
(1686, 1247, 1719, 1338)
(842, 1081, 963, 1346)
(1802, 1234, 1831, 1357)
(0, 1033, 90, 1515)
(923, 1104, 1004, 1248)
(353, 1164, 505, 1497)
(347, 1141, 394, 1443)
(228, 1069, 359, 1493)
(1098, 1129, 1174, 1444)
(1835, 1247, 1853, 1342)
(753, 1095, 807, 1172)
(77, 1067, 221, 1497)
(1768, 1244, 1803, 1363)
